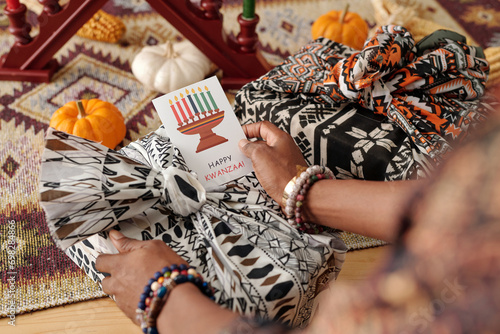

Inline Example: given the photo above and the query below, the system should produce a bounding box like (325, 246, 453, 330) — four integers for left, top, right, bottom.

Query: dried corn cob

(76, 10, 126, 43)
(485, 46, 500, 63)
(370, 0, 474, 44)
(405, 17, 449, 43)
(485, 46, 500, 88)
(371, 0, 419, 27)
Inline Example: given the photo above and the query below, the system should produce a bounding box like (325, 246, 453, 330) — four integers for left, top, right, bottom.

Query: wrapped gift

(235, 26, 494, 180)
(39, 127, 347, 327)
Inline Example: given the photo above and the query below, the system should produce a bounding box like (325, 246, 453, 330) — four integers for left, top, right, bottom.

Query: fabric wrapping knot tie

(328, 26, 416, 103)
(322, 25, 489, 158)
(249, 25, 490, 164)
(39, 126, 348, 327)
(39, 128, 206, 250)
(158, 167, 206, 217)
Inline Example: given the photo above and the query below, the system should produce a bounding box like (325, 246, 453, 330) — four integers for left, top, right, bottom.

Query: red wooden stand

(0, 0, 272, 88)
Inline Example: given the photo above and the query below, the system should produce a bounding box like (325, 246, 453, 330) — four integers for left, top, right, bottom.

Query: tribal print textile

(221, 107, 500, 334)
(39, 127, 347, 327)
(235, 26, 496, 181)
(2, 0, 499, 319)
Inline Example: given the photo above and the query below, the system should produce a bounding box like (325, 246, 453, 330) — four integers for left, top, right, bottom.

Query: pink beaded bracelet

(282, 165, 334, 233)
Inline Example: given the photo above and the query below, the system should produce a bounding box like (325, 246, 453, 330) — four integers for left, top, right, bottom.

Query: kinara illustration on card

(153, 76, 253, 187)
(170, 85, 228, 153)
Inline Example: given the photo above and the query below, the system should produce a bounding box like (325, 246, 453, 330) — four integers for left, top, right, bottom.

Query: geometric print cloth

(2, 0, 498, 320)
(39, 127, 347, 328)
(235, 26, 496, 181)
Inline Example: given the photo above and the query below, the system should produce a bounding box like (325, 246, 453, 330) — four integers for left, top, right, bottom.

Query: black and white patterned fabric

(39, 127, 347, 327)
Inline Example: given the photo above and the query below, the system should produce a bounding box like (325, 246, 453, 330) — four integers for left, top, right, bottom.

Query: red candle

(6, 0, 21, 10)
(174, 96, 187, 121)
(169, 99, 182, 125)
(180, 93, 194, 118)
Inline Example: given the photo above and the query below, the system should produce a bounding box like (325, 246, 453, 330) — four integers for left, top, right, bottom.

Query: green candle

(193, 88, 205, 112)
(242, 0, 256, 20)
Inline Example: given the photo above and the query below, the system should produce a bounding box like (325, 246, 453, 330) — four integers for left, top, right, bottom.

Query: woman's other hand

(239, 121, 307, 207)
(95, 230, 187, 323)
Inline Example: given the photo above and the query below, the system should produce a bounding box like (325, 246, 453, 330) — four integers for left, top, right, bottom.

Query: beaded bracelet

(282, 165, 334, 233)
(136, 264, 215, 334)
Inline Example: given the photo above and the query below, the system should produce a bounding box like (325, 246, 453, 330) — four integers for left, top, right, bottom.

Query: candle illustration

(176, 84, 228, 153)
(205, 86, 219, 112)
(174, 95, 188, 122)
(180, 92, 194, 118)
(198, 87, 212, 115)
(186, 89, 199, 115)
(192, 88, 205, 114)
(169, 99, 182, 125)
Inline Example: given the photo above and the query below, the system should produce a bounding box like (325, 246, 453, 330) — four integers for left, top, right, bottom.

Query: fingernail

(238, 139, 249, 148)
(109, 230, 122, 240)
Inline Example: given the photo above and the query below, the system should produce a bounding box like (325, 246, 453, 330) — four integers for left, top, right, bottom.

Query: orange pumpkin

(49, 99, 126, 149)
(311, 4, 369, 50)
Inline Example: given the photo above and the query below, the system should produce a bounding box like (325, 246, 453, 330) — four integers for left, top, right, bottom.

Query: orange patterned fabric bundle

(322, 26, 489, 159)
(236, 26, 495, 181)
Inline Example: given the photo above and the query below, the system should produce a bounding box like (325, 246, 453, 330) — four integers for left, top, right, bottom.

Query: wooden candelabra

(0, 0, 272, 88)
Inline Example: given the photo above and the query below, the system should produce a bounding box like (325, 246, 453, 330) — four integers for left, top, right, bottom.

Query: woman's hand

(239, 121, 307, 207)
(95, 230, 187, 323)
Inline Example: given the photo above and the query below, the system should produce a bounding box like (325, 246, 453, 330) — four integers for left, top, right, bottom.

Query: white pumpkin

(131, 40, 213, 94)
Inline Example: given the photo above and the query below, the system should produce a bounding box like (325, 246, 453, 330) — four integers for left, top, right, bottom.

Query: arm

(301, 178, 420, 242)
(239, 121, 422, 242)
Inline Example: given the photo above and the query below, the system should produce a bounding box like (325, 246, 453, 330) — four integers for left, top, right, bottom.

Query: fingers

(238, 138, 250, 150)
(94, 230, 142, 274)
(109, 230, 145, 253)
(100, 275, 114, 295)
(238, 138, 268, 160)
(95, 253, 119, 275)
(241, 121, 283, 144)
(238, 138, 252, 157)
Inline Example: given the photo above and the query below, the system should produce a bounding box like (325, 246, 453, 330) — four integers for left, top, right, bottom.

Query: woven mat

(1, 0, 498, 317)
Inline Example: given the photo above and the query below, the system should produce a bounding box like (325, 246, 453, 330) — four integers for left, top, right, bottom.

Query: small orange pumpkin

(311, 4, 369, 50)
(49, 99, 126, 149)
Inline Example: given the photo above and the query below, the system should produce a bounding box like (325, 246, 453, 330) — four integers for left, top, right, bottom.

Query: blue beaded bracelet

(136, 264, 215, 334)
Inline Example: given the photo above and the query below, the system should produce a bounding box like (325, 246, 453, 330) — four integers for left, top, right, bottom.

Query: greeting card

(152, 76, 253, 187)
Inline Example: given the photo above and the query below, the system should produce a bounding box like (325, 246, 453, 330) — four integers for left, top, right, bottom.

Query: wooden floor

(1, 246, 389, 334)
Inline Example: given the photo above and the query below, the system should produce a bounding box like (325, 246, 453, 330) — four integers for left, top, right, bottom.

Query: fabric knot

(325, 25, 417, 109)
(321, 25, 489, 158)
(159, 166, 206, 216)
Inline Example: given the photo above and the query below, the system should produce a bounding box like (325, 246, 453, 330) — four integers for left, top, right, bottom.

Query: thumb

(109, 230, 144, 253)
(238, 138, 252, 157)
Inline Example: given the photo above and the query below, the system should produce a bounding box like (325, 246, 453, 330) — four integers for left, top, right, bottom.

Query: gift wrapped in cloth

(39, 127, 347, 327)
(235, 25, 496, 180)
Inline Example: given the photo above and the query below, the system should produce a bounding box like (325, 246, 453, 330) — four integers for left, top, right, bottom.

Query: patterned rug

(1, 0, 499, 317)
